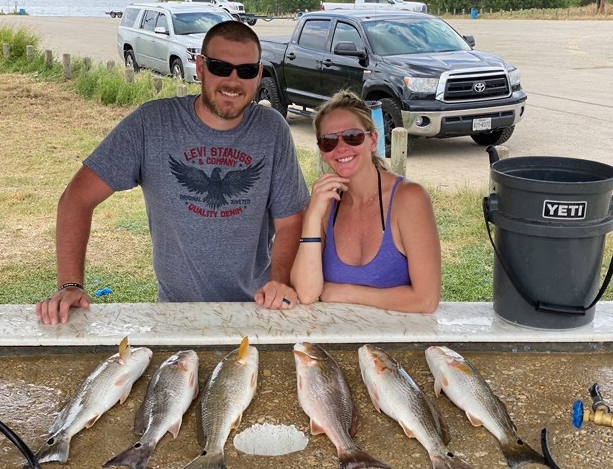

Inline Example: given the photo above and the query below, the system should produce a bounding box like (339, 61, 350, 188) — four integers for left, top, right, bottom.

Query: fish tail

(34, 434, 71, 464)
(339, 447, 390, 469)
(431, 452, 476, 469)
(500, 437, 546, 469)
(103, 441, 156, 469)
(181, 449, 226, 469)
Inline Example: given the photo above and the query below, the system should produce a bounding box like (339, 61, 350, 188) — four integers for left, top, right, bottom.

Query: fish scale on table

(293, 342, 390, 469)
(425, 346, 547, 469)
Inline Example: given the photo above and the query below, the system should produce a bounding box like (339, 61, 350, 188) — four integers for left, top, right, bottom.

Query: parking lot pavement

(1, 16, 612, 189)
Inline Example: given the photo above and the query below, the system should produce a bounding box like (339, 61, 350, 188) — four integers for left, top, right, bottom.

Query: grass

(1, 25, 612, 306)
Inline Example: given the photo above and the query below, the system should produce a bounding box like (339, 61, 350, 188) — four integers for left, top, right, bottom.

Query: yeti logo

(543, 200, 587, 220)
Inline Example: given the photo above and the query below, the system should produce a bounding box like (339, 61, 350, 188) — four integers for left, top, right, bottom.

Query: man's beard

(201, 85, 250, 121)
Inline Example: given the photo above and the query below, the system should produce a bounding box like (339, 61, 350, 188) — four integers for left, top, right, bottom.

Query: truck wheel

(257, 77, 288, 118)
(380, 98, 415, 158)
(124, 49, 140, 72)
(246, 18, 257, 26)
(110, 11, 116, 18)
(171, 59, 184, 81)
(471, 126, 515, 146)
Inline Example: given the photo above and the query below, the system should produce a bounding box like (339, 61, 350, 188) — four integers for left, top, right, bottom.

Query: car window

(141, 10, 158, 32)
(120, 7, 140, 27)
(156, 13, 169, 31)
(331, 22, 363, 52)
(297, 20, 330, 52)
(172, 11, 233, 35)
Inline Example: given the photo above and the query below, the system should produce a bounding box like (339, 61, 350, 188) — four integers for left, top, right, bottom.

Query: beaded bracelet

(300, 237, 322, 243)
(58, 282, 84, 291)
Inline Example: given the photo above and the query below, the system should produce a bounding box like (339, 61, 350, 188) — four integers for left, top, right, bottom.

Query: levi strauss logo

(543, 200, 587, 220)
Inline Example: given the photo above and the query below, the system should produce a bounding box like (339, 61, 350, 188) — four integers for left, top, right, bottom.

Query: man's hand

(254, 281, 297, 310)
(36, 287, 91, 324)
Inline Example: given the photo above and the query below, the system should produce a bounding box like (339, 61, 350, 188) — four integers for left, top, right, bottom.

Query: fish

(103, 350, 200, 469)
(182, 336, 258, 469)
(293, 342, 390, 469)
(33, 337, 152, 464)
(425, 346, 546, 469)
(359, 344, 475, 469)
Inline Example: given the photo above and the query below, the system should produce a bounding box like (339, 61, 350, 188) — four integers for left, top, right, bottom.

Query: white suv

(117, 2, 235, 82)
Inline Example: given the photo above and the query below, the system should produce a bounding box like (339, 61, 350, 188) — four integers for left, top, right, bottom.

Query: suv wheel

(124, 49, 139, 72)
(471, 126, 515, 146)
(380, 98, 415, 158)
(171, 59, 184, 81)
(246, 18, 257, 26)
(257, 77, 288, 118)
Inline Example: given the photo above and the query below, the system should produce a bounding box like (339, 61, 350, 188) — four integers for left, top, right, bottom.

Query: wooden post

(107, 60, 115, 71)
(177, 84, 187, 97)
(390, 127, 408, 177)
(83, 57, 92, 73)
(45, 49, 53, 68)
(26, 45, 34, 61)
(125, 68, 134, 83)
(2, 43, 9, 59)
(152, 76, 163, 93)
(62, 53, 71, 79)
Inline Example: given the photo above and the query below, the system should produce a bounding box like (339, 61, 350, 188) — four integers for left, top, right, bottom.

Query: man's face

(196, 36, 262, 125)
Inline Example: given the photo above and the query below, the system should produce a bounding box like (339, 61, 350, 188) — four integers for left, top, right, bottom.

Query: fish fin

(338, 446, 390, 469)
(182, 449, 226, 469)
(85, 413, 101, 428)
(237, 336, 249, 365)
(310, 418, 326, 435)
(118, 336, 131, 365)
(133, 399, 147, 435)
(168, 419, 182, 438)
(373, 356, 389, 374)
(119, 384, 135, 404)
(500, 437, 546, 469)
(434, 374, 448, 397)
(231, 413, 243, 430)
(431, 452, 476, 469)
(368, 382, 382, 413)
(34, 433, 71, 464)
(250, 370, 257, 390)
(399, 421, 416, 439)
(350, 402, 359, 438)
(103, 441, 156, 469)
(464, 411, 483, 427)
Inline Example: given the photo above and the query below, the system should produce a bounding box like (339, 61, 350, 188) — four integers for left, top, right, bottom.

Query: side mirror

(154, 26, 169, 35)
(463, 35, 475, 47)
(334, 41, 367, 59)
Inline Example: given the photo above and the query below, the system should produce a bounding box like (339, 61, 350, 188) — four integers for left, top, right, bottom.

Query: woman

(290, 91, 441, 313)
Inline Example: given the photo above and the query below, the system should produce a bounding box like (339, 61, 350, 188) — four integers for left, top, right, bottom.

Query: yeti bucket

(483, 150, 613, 329)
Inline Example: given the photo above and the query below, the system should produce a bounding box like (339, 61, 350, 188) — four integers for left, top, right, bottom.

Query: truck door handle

(323, 59, 333, 67)
(286, 53, 296, 60)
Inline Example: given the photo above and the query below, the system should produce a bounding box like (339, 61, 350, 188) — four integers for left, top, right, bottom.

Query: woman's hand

(304, 173, 349, 224)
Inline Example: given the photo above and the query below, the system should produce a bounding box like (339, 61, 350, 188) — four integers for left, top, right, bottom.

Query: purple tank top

(322, 177, 411, 288)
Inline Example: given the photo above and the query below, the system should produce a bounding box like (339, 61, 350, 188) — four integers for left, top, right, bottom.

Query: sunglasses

(201, 55, 260, 79)
(317, 128, 372, 152)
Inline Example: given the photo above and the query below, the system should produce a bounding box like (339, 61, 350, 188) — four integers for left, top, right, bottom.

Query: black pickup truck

(256, 11, 527, 155)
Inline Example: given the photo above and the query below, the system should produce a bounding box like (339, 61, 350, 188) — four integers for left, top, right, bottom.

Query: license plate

(472, 117, 492, 131)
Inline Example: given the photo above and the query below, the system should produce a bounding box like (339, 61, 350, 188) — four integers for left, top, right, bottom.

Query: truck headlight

(187, 47, 201, 63)
(403, 77, 439, 94)
(508, 68, 521, 88)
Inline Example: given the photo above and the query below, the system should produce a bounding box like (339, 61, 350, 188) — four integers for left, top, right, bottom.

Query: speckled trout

(294, 342, 390, 469)
(182, 336, 258, 469)
(34, 337, 152, 464)
(425, 346, 546, 469)
(104, 350, 199, 469)
(359, 345, 475, 469)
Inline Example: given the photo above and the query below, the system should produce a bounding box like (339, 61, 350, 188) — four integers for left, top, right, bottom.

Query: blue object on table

(94, 287, 113, 297)
(572, 400, 584, 428)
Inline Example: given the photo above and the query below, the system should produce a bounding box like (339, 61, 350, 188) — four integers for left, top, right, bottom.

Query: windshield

(363, 17, 472, 56)
(172, 11, 233, 35)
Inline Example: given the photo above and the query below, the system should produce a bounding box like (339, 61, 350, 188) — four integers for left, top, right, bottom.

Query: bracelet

(300, 237, 322, 243)
(58, 282, 84, 291)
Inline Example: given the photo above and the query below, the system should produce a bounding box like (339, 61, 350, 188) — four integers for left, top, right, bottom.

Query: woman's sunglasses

(201, 55, 260, 80)
(317, 128, 372, 153)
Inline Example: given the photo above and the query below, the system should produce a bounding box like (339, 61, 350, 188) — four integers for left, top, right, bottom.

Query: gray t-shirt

(85, 95, 309, 302)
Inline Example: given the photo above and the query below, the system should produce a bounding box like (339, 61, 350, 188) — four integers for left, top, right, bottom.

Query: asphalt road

(1, 16, 612, 189)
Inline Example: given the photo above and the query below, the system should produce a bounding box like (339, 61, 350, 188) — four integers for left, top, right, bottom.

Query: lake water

(2, 0, 139, 17)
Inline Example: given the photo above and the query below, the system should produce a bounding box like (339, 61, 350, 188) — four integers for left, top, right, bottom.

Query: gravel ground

(1, 347, 612, 469)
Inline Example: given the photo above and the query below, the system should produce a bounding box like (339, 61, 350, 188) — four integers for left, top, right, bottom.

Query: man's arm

(254, 210, 304, 309)
(36, 166, 115, 324)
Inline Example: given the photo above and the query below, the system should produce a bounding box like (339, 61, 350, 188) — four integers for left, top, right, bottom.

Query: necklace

(333, 167, 385, 232)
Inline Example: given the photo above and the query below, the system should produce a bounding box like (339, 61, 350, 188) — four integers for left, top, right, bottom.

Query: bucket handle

(483, 197, 613, 316)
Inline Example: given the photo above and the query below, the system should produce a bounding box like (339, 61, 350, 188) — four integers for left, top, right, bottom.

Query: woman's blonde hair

(314, 90, 387, 171)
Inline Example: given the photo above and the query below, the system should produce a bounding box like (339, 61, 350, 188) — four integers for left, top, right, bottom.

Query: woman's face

(318, 108, 377, 178)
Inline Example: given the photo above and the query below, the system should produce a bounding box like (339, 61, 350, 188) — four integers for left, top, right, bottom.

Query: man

(36, 21, 309, 324)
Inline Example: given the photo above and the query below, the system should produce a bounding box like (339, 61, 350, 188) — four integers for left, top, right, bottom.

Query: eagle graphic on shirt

(169, 155, 265, 209)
